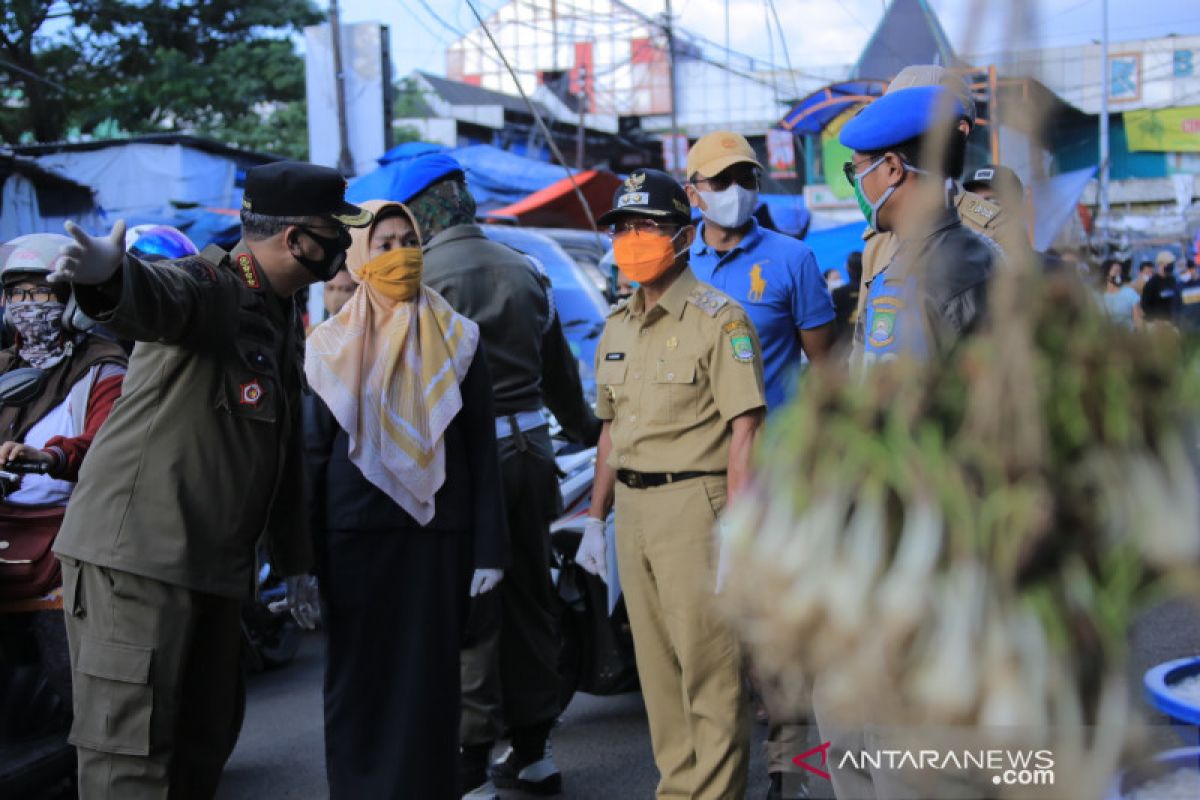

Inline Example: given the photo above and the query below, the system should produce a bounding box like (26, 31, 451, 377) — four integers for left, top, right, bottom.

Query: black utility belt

(616, 469, 725, 490)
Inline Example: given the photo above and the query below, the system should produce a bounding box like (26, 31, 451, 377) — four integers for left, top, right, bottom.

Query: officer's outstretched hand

(470, 568, 504, 597)
(575, 516, 607, 582)
(53, 220, 126, 285)
(284, 574, 321, 630)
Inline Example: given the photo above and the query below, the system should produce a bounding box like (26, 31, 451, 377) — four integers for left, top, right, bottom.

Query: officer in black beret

(49, 162, 371, 797)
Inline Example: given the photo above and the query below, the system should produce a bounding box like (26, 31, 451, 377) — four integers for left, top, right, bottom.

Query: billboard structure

(305, 21, 393, 177)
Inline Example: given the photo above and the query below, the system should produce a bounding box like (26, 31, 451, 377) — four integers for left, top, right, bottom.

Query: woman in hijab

(304, 201, 508, 799)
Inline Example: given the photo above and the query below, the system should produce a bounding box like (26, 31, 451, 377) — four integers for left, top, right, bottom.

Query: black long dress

(305, 348, 509, 800)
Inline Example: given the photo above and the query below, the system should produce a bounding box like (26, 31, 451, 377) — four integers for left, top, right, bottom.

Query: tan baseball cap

(1156, 250, 1177, 268)
(686, 131, 763, 181)
(887, 65, 976, 125)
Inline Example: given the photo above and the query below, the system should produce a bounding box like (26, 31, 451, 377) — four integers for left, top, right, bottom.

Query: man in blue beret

(838, 85, 996, 373)
(399, 154, 600, 798)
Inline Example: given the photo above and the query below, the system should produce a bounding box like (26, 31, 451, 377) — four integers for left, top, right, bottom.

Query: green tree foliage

(1, 0, 322, 157)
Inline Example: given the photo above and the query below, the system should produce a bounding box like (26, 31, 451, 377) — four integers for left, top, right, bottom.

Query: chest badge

(869, 297, 903, 347)
(239, 379, 265, 407)
(665, 337, 678, 351)
(749, 262, 768, 302)
(237, 253, 262, 290)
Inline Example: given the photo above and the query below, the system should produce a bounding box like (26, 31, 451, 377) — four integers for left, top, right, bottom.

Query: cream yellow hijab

(305, 200, 480, 525)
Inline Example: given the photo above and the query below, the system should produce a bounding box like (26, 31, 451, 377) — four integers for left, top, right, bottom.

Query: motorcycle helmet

(0, 233, 71, 286)
(125, 224, 199, 262)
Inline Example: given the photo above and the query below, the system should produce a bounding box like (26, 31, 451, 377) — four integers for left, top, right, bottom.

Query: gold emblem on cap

(666, 337, 678, 350)
(624, 172, 646, 192)
(721, 137, 736, 149)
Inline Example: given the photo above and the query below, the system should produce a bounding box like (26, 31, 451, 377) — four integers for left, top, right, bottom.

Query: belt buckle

(626, 471, 644, 489)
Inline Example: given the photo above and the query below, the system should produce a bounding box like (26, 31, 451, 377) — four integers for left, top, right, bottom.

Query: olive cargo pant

(615, 475, 750, 800)
(60, 557, 243, 800)
(460, 427, 562, 745)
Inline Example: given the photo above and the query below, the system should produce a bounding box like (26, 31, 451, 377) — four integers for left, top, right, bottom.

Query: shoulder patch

(686, 286, 730, 317)
(956, 192, 1001, 229)
(723, 319, 756, 363)
(236, 253, 262, 290)
(173, 255, 219, 284)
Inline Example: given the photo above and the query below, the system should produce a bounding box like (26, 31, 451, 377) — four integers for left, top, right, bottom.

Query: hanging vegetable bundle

(720, 267, 1200, 791)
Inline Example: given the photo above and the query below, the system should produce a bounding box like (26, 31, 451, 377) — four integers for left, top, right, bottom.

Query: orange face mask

(612, 229, 686, 284)
(357, 247, 423, 302)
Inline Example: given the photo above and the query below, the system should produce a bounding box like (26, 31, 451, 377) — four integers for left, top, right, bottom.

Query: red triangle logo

(791, 741, 832, 781)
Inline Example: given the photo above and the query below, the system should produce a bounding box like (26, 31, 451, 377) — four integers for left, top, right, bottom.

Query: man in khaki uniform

(850, 65, 1030, 369)
(49, 163, 372, 798)
(575, 168, 766, 799)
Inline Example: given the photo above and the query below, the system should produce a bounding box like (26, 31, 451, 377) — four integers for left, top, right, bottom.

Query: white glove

(470, 568, 504, 597)
(575, 517, 608, 581)
(284, 574, 321, 630)
(53, 220, 127, 285)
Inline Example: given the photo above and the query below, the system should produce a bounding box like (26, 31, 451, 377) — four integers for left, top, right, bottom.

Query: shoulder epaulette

(686, 285, 730, 317)
(171, 245, 227, 285)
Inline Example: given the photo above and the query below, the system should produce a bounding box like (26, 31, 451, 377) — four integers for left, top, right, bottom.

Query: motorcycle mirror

(0, 367, 48, 407)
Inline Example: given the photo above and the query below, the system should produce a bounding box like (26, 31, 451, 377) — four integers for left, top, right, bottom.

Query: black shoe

(461, 743, 497, 799)
(767, 771, 812, 800)
(490, 742, 563, 796)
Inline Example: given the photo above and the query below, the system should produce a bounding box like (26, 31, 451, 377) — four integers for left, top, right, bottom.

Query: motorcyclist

(0, 233, 128, 726)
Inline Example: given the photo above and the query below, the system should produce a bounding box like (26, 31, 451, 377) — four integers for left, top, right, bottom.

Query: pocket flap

(77, 636, 151, 685)
(654, 359, 697, 384)
(595, 361, 628, 385)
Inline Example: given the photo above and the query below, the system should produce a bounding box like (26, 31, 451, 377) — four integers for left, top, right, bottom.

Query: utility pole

(330, 0, 354, 177)
(1098, 0, 1111, 222)
(665, 0, 681, 177)
(576, 65, 587, 169)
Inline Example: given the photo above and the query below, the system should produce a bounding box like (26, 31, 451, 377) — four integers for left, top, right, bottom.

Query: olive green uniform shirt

(594, 267, 766, 473)
(53, 242, 311, 599)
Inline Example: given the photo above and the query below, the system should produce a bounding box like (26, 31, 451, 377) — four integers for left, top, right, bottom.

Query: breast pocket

(651, 358, 699, 423)
(595, 361, 628, 417)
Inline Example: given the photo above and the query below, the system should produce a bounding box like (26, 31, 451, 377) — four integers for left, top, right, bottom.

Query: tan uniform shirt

(594, 267, 766, 473)
(850, 189, 1030, 367)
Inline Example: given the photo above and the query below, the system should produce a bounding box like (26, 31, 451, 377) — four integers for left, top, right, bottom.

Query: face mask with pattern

(6, 300, 66, 368)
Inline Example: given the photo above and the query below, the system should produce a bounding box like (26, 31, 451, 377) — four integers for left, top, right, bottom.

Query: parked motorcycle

(549, 431, 639, 713)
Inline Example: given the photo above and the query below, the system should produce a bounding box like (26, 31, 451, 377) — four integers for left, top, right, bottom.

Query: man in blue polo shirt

(685, 131, 834, 413)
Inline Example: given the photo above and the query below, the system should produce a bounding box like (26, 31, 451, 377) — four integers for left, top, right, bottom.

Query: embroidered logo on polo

(236, 253, 261, 290)
(239, 379, 265, 406)
(748, 262, 768, 302)
(723, 320, 755, 363)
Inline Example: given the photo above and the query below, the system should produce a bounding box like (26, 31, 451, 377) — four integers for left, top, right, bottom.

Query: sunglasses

(611, 218, 681, 235)
(691, 169, 761, 192)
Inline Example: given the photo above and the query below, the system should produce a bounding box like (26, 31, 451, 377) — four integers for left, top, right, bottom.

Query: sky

(339, 0, 1200, 83)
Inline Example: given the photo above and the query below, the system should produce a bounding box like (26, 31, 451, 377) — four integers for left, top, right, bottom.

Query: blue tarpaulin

(348, 144, 580, 211)
(780, 81, 886, 136)
(804, 221, 867, 281)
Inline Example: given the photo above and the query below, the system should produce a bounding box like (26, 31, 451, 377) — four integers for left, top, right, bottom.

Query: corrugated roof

(418, 71, 551, 119)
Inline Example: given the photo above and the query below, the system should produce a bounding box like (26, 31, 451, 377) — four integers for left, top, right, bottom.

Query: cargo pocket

(69, 635, 153, 756)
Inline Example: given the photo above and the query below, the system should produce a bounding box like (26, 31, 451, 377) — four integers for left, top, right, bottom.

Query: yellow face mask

(357, 247, 423, 302)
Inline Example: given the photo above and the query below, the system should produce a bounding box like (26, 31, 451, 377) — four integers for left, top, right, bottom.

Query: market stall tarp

(757, 194, 810, 238)
(780, 81, 886, 136)
(348, 143, 581, 211)
(483, 170, 622, 229)
(1030, 166, 1097, 253)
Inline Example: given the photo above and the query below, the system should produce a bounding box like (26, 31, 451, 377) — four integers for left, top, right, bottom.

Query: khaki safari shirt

(53, 242, 311, 599)
(595, 267, 766, 473)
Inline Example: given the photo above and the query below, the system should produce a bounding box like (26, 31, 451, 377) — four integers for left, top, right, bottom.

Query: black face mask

(294, 226, 352, 281)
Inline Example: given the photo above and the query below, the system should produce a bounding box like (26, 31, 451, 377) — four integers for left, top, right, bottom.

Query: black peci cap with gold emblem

(598, 168, 692, 227)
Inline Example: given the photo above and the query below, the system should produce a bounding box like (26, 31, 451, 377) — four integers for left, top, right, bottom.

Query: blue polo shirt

(690, 220, 835, 410)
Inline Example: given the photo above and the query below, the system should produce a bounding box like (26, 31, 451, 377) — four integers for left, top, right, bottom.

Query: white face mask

(698, 184, 758, 230)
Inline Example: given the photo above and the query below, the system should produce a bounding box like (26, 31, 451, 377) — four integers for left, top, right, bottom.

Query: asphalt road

(215, 633, 771, 799)
(215, 599, 1200, 799)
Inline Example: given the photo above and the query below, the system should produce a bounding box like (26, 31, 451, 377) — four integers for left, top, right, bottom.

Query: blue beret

(839, 86, 965, 153)
(395, 154, 465, 203)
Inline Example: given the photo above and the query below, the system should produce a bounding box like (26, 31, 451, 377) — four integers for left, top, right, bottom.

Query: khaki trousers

(615, 475, 749, 800)
(60, 557, 243, 800)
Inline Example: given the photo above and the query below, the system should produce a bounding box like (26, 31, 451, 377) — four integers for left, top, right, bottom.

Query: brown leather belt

(615, 469, 725, 490)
